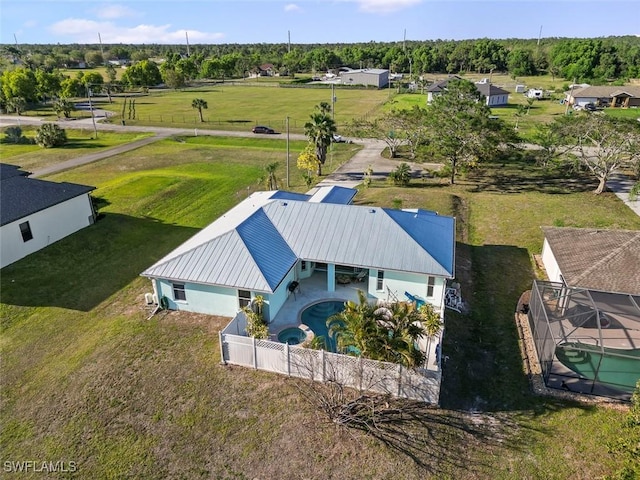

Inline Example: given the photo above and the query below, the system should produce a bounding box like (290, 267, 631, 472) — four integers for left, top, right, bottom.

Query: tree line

(2, 36, 639, 83)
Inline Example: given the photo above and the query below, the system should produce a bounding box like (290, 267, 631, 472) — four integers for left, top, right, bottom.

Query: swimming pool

(278, 327, 307, 345)
(556, 342, 640, 394)
(300, 300, 346, 352)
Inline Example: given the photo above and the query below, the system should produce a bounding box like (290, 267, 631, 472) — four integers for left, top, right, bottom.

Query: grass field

(1, 135, 639, 478)
(92, 84, 390, 133)
(0, 128, 154, 172)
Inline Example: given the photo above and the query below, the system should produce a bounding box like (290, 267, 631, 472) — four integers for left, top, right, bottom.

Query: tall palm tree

(304, 103, 336, 176)
(191, 98, 208, 122)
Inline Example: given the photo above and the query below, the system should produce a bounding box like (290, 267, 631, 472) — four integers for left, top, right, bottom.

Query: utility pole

(331, 83, 335, 120)
(185, 31, 190, 56)
(87, 86, 98, 138)
(286, 116, 290, 188)
(98, 32, 105, 62)
(288, 30, 291, 54)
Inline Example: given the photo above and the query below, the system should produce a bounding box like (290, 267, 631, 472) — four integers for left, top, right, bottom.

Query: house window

(376, 270, 384, 290)
(238, 290, 251, 309)
(172, 283, 186, 301)
(19, 221, 33, 242)
(427, 276, 436, 297)
(301, 260, 307, 272)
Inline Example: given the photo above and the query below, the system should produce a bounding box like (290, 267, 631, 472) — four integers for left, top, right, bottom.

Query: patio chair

(353, 270, 367, 282)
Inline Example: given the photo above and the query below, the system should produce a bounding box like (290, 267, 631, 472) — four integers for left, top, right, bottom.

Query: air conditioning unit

(145, 293, 155, 305)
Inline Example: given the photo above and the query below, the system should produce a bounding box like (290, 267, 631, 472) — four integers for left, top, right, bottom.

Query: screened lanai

(528, 280, 640, 401)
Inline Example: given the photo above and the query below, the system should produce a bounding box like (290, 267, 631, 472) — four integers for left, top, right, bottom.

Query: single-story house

(540, 226, 640, 295)
(0, 163, 96, 268)
(339, 68, 389, 88)
(532, 226, 640, 400)
(476, 83, 510, 106)
(427, 75, 509, 106)
(565, 85, 640, 109)
(141, 186, 456, 322)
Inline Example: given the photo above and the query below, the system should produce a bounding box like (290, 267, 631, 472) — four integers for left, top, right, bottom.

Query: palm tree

(264, 162, 279, 190)
(327, 291, 377, 357)
(304, 103, 336, 176)
(374, 301, 427, 368)
(191, 98, 208, 122)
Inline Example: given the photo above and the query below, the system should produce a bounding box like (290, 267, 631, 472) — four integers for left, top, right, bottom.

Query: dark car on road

(252, 126, 275, 134)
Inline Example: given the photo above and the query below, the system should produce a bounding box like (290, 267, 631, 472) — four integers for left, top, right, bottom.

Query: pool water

(278, 327, 306, 345)
(300, 301, 346, 352)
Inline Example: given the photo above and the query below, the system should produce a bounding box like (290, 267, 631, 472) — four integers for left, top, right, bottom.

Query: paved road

(1, 114, 637, 217)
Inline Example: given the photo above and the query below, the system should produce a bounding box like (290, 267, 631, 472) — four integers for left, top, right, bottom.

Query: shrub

(4, 126, 26, 144)
(35, 123, 67, 148)
(389, 162, 412, 186)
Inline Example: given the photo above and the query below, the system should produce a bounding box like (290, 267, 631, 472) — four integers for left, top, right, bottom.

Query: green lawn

(0, 127, 154, 172)
(1, 141, 639, 478)
(88, 85, 389, 133)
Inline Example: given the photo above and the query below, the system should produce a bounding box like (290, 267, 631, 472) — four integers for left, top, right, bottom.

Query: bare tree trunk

(595, 175, 607, 195)
(450, 157, 457, 185)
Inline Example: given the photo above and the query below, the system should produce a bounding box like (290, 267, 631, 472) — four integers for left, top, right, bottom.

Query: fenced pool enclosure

(527, 280, 640, 401)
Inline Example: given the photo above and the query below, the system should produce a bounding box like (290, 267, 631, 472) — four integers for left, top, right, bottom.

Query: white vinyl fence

(219, 313, 441, 404)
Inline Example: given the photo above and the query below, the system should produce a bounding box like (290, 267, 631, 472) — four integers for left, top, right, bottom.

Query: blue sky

(1, 0, 638, 45)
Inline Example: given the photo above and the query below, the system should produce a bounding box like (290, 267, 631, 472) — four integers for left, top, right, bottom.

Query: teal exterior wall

(156, 279, 239, 317)
(368, 269, 446, 307)
(264, 268, 297, 323)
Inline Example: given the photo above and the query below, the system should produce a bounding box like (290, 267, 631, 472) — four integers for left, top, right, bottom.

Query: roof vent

(369, 208, 375, 213)
(281, 202, 288, 206)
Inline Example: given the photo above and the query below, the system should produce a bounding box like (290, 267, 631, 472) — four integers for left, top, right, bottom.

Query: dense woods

(2, 36, 639, 88)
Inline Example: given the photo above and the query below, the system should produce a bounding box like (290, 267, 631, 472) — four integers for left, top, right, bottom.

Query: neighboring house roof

(343, 68, 388, 75)
(0, 163, 95, 226)
(427, 75, 462, 93)
(143, 192, 456, 293)
(475, 83, 509, 97)
(0, 163, 30, 180)
(542, 226, 640, 295)
(569, 85, 640, 99)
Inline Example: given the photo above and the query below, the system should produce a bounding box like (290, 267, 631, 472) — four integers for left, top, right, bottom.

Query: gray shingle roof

(475, 83, 509, 97)
(542, 227, 640, 295)
(569, 85, 640, 99)
(0, 163, 95, 226)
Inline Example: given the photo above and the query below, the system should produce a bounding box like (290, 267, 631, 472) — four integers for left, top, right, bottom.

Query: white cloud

(48, 18, 224, 44)
(355, 0, 422, 13)
(284, 3, 302, 12)
(24, 20, 38, 28)
(95, 4, 138, 20)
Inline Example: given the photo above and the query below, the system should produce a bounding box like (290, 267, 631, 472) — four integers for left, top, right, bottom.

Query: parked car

(332, 134, 346, 143)
(252, 126, 275, 134)
(584, 103, 597, 112)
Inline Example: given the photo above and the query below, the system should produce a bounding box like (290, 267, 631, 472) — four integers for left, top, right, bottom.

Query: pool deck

(267, 272, 442, 373)
(269, 272, 368, 333)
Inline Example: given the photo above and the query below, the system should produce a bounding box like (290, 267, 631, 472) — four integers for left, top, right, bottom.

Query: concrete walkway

(607, 172, 640, 217)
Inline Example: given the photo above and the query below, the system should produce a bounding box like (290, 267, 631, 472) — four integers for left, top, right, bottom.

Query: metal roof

(236, 209, 297, 291)
(0, 163, 95, 226)
(308, 186, 357, 205)
(269, 191, 310, 202)
(142, 193, 456, 292)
